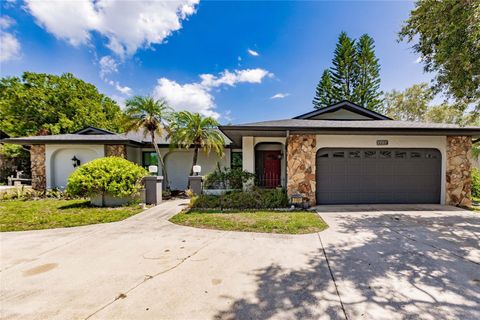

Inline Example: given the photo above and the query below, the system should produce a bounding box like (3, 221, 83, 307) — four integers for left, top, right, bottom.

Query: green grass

(0, 199, 144, 232)
(169, 210, 328, 234)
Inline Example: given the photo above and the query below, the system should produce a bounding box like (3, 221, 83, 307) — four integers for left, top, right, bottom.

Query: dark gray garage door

(316, 148, 441, 204)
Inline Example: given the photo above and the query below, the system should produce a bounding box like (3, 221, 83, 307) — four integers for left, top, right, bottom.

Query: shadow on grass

(214, 213, 480, 320)
(57, 200, 92, 210)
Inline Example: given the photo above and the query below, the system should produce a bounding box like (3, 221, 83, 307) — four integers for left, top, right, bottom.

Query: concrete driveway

(1, 201, 479, 320)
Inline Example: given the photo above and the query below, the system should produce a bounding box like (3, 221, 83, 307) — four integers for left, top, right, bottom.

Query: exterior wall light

(71, 156, 81, 168)
(192, 165, 201, 176)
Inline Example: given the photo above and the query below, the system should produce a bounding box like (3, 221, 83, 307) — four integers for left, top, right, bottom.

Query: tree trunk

(190, 146, 199, 176)
(151, 131, 169, 189)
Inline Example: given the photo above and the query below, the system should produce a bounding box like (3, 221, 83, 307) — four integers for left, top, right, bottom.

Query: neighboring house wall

(31, 145, 46, 191)
(445, 136, 472, 207)
(45, 144, 104, 189)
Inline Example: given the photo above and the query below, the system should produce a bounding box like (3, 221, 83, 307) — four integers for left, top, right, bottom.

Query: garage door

(316, 148, 441, 204)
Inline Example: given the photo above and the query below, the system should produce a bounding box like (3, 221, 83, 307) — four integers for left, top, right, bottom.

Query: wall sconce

(71, 156, 81, 168)
(192, 165, 202, 176)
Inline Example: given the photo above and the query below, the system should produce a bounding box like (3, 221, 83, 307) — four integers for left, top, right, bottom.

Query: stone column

(286, 134, 316, 206)
(105, 144, 127, 158)
(446, 136, 472, 207)
(30, 144, 46, 191)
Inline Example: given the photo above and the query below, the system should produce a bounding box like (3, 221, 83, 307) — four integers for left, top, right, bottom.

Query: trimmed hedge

(190, 188, 289, 209)
(67, 157, 147, 198)
(473, 168, 480, 198)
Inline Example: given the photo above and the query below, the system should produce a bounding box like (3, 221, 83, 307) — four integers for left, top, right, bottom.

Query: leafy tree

(124, 96, 172, 188)
(0, 72, 124, 137)
(379, 83, 433, 121)
(399, 0, 480, 113)
(313, 32, 383, 110)
(355, 34, 382, 109)
(168, 111, 225, 176)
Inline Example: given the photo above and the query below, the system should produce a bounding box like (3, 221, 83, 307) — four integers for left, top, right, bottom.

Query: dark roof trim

(73, 126, 116, 135)
(293, 100, 391, 120)
(219, 125, 480, 136)
(2, 138, 144, 146)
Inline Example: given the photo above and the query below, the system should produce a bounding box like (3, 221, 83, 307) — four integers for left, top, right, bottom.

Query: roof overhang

(1, 138, 144, 147)
(219, 125, 480, 147)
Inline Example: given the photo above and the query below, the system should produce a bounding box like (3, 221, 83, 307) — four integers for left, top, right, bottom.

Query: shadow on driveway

(215, 212, 480, 320)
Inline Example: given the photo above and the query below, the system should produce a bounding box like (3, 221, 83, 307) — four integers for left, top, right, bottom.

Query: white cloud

(108, 80, 132, 95)
(99, 55, 118, 78)
(247, 49, 259, 56)
(270, 92, 290, 99)
(0, 16, 15, 29)
(0, 32, 20, 62)
(199, 68, 272, 87)
(414, 57, 422, 64)
(153, 78, 218, 119)
(25, 0, 199, 57)
(0, 16, 20, 62)
(153, 68, 273, 119)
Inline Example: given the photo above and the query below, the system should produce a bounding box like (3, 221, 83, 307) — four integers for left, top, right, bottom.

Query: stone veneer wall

(30, 144, 46, 191)
(286, 134, 316, 206)
(105, 144, 127, 158)
(446, 136, 472, 207)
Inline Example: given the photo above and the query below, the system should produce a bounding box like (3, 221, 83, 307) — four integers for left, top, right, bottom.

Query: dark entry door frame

(256, 150, 281, 188)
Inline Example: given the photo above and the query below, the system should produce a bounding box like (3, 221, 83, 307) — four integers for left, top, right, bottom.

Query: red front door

(262, 151, 281, 188)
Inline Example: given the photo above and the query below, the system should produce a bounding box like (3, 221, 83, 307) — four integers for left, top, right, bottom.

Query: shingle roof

(231, 119, 480, 130)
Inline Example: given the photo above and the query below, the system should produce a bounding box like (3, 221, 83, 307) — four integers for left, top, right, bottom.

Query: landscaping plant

(203, 165, 255, 190)
(472, 168, 480, 199)
(66, 157, 147, 199)
(190, 188, 288, 209)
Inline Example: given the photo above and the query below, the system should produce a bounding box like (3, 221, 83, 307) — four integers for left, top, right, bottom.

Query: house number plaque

(376, 140, 389, 146)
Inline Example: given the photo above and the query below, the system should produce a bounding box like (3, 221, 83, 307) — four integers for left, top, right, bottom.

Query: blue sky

(0, 0, 431, 124)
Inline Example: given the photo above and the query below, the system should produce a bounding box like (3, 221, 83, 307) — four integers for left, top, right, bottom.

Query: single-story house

(3, 101, 480, 206)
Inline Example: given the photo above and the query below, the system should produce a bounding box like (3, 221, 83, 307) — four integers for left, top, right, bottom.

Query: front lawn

(169, 210, 328, 234)
(0, 199, 144, 232)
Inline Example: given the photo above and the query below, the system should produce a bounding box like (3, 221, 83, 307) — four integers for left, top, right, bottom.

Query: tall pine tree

(312, 70, 336, 107)
(330, 32, 358, 102)
(313, 32, 382, 110)
(355, 34, 382, 109)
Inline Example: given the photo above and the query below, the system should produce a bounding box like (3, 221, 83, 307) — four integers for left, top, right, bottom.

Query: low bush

(472, 168, 480, 198)
(67, 157, 147, 198)
(190, 187, 288, 209)
(0, 186, 75, 201)
(203, 166, 255, 190)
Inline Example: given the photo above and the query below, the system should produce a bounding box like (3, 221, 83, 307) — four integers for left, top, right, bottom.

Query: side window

(142, 152, 158, 167)
(231, 152, 243, 169)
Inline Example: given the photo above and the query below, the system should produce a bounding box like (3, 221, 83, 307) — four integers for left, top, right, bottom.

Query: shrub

(472, 168, 480, 198)
(67, 157, 147, 198)
(203, 165, 255, 189)
(190, 187, 288, 209)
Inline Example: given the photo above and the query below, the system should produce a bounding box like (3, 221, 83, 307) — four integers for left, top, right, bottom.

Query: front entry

(256, 150, 281, 188)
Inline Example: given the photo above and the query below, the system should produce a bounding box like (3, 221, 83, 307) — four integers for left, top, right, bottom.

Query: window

(231, 152, 242, 169)
(364, 151, 376, 159)
(379, 151, 391, 159)
(395, 151, 407, 159)
(142, 152, 158, 167)
(349, 151, 361, 159)
(410, 151, 422, 158)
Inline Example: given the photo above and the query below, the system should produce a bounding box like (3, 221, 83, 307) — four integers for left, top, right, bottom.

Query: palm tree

(168, 111, 225, 176)
(124, 96, 172, 188)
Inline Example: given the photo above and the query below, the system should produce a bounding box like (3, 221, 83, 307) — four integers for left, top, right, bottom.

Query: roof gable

(293, 100, 391, 120)
(73, 126, 116, 135)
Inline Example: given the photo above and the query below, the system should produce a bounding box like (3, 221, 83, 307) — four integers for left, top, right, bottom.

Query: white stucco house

(4, 101, 480, 206)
